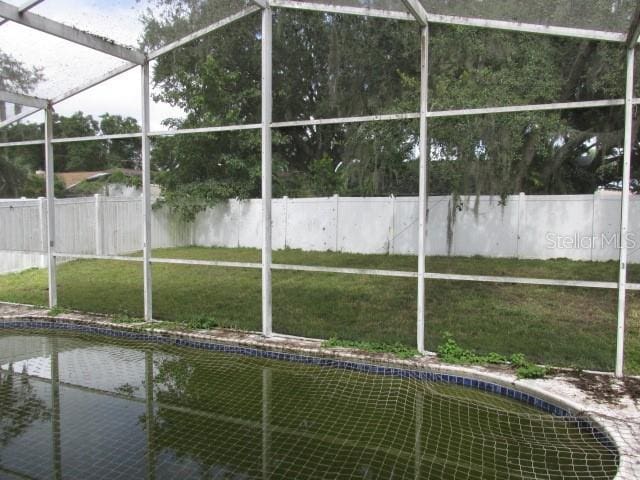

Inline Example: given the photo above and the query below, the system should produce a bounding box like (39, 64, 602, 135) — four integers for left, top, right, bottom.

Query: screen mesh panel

(419, 0, 637, 34)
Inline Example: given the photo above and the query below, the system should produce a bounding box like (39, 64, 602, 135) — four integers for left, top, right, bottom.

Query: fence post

(190, 210, 197, 247)
(94, 193, 103, 256)
(389, 194, 396, 255)
(590, 190, 599, 262)
(282, 196, 288, 249)
(37, 196, 47, 268)
(334, 194, 340, 252)
(516, 192, 526, 259)
(38, 196, 46, 253)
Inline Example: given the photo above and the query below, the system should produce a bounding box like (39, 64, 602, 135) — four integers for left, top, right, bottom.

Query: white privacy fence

(0, 192, 638, 274)
(195, 193, 639, 262)
(0, 196, 191, 273)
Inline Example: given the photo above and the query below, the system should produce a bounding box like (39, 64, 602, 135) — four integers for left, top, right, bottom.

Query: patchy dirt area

(2, 301, 639, 479)
(563, 372, 640, 405)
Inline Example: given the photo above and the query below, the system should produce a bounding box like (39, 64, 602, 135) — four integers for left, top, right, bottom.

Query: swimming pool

(0, 321, 618, 479)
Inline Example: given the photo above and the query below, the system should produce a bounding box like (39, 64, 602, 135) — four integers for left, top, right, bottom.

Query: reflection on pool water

(0, 329, 618, 479)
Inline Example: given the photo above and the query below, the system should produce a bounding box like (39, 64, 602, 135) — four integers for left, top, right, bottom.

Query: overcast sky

(1, 0, 184, 130)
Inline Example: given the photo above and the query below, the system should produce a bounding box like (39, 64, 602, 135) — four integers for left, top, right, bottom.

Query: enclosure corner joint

(401, 0, 428, 26)
(626, 3, 640, 48)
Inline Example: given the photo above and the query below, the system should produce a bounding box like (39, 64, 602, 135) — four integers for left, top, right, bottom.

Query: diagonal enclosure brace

(0, 90, 48, 109)
(0, 0, 145, 64)
(627, 3, 640, 48)
(0, 0, 43, 27)
(401, 0, 428, 26)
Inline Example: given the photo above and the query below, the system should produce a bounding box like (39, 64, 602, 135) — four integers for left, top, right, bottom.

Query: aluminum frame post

(94, 193, 103, 256)
(141, 62, 153, 321)
(615, 47, 635, 377)
(261, 5, 273, 337)
(417, 24, 429, 354)
(44, 103, 57, 307)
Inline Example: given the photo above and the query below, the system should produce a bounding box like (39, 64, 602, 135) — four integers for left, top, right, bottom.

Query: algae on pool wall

(0, 329, 619, 479)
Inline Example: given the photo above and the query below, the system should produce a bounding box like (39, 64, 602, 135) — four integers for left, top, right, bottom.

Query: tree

(19, 172, 65, 198)
(143, 6, 421, 214)
(51, 112, 107, 171)
(99, 114, 142, 169)
(139, 3, 636, 219)
(152, 130, 263, 220)
(5, 112, 143, 174)
(1, 111, 142, 198)
(0, 364, 50, 456)
(0, 50, 44, 197)
(0, 50, 43, 121)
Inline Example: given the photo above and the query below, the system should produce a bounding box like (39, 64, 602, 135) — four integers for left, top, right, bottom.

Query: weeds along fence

(0, 192, 638, 274)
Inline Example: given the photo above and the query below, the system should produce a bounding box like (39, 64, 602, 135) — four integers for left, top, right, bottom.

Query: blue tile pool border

(0, 318, 619, 458)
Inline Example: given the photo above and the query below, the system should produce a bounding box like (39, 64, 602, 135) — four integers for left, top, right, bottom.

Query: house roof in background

(36, 168, 140, 189)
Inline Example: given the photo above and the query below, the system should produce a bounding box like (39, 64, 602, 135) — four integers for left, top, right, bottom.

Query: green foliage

(0, 157, 28, 198)
(508, 352, 547, 378)
(322, 337, 419, 359)
(437, 334, 547, 378)
(151, 129, 264, 220)
(1, 122, 44, 198)
(20, 173, 65, 198)
(52, 112, 141, 172)
(0, 47, 43, 198)
(485, 351, 509, 364)
(52, 112, 105, 171)
(111, 313, 144, 324)
(0, 49, 43, 100)
(114, 383, 139, 397)
(0, 362, 50, 449)
(1, 248, 637, 374)
(515, 363, 548, 379)
(276, 155, 341, 197)
(184, 314, 219, 330)
(338, 121, 419, 196)
(437, 333, 482, 364)
(137, 7, 637, 216)
(47, 306, 69, 317)
(99, 114, 142, 170)
(109, 170, 142, 188)
(1, 109, 141, 198)
(509, 353, 528, 368)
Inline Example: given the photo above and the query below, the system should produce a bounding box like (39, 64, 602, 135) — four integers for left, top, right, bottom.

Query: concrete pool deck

(1, 301, 638, 479)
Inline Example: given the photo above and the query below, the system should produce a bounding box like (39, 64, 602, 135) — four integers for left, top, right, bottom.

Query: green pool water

(0, 329, 618, 479)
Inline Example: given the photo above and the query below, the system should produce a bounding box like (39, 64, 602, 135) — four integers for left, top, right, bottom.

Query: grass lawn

(0, 246, 638, 374)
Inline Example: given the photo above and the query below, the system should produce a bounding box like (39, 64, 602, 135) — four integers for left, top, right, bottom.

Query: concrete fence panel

(285, 197, 337, 252)
(451, 195, 520, 258)
(1, 192, 638, 274)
